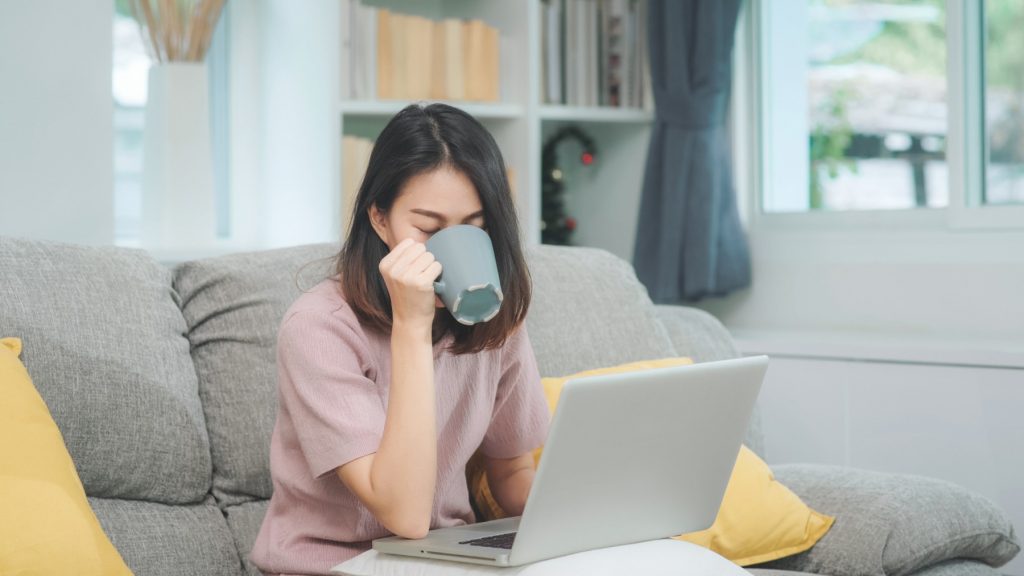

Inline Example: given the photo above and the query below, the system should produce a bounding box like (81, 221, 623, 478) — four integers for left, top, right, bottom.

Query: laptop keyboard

(458, 532, 517, 549)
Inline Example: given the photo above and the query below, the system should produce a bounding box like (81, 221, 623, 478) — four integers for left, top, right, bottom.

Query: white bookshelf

(341, 100, 525, 119)
(538, 105, 653, 123)
(339, 0, 653, 262)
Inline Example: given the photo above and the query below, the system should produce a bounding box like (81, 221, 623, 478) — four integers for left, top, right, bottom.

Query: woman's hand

(379, 238, 443, 331)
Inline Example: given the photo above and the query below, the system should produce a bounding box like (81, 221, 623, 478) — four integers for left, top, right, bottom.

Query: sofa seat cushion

(91, 497, 243, 576)
(754, 464, 1020, 576)
(224, 499, 271, 576)
(0, 236, 211, 504)
(173, 244, 338, 505)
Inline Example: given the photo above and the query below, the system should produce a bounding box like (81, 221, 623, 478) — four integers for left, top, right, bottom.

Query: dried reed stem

(130, 0, 227, 64)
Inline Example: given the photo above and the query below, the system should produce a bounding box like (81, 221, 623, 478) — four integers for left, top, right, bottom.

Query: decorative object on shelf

(129, 0, 227, 250)
(540, 126, 597, 246)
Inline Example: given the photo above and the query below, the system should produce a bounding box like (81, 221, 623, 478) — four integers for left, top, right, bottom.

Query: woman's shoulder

(279, 275, 362, 335)
(482, 321, 534, 367)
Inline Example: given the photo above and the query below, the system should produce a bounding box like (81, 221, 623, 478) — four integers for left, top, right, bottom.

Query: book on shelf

(342, 135, 375, 224)
(542, 0, 649, 109)
(541, 0, 563, 104)
(342, 0, 501, 102)
(441, 18, 465, 100)
(343, 0, 377, 99)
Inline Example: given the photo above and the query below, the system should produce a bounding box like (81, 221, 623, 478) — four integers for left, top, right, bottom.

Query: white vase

(141, 63, 218, 250)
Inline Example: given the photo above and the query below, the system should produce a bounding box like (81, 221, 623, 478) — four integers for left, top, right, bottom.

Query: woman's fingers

(380, 240, 440, 291)
(423, 261, 443, 283)
(379, 239, 442, 326)
(407, 251, 440, 282)
(380, 239, 422, 275)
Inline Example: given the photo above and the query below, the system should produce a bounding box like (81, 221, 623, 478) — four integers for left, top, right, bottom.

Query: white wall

(223, 0, 341, 250)
(0, 0, 113, 246)
(752, 352, 1024, 576)
(698, 225, 1024, 343)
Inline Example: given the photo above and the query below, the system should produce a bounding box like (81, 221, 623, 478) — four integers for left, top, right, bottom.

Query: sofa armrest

(751, 560, 1006, 576)
(652, 304, 765, 457)
(755, 464, 1020, 576)
(908, 559, 1009, 576)
(653, 304, 741, 363)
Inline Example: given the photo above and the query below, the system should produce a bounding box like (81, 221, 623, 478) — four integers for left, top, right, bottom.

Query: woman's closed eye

(416, 223, 485, 236)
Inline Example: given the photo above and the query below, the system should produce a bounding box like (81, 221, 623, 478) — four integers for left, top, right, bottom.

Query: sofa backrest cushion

(525, 245, 676, 377)
(172, 244, 339, 506)
(0, 236, 211, 504)
(174, 243, 677, 506)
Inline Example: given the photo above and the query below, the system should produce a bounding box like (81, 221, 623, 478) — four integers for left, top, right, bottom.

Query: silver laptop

(369, 355, 768, 567)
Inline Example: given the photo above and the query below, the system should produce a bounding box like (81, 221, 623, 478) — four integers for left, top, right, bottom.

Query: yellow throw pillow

(467, 357, 834, 567)
(0, 337, 133, 575)
(673, 444, 834, 565)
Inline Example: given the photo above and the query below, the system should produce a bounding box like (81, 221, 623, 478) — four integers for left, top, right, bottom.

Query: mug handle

(433, 280, 445, 295)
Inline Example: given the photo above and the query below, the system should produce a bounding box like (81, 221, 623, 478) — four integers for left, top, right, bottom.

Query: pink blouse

(250, 277, 550, 575)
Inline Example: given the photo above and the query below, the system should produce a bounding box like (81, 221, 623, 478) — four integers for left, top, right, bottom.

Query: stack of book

(342, 1, 501, 102)
(541, 0, 652, 108)
(341, 135, 374, 224)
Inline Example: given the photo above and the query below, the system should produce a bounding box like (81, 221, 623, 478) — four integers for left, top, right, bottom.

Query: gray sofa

(1, 235, 1018, 576)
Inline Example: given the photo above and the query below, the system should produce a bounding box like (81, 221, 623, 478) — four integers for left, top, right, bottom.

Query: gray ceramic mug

(425, 225, 504, 325)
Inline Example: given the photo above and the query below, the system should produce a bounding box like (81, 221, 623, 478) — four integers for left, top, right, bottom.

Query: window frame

(736, 0, 1024, 232)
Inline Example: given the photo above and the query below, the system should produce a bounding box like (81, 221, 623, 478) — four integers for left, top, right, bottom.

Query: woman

(251, 103, 550, 575)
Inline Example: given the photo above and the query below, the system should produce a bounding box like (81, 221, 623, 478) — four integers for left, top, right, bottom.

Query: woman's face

(369, 167, 487, 308)
(369, 166, 486, 249)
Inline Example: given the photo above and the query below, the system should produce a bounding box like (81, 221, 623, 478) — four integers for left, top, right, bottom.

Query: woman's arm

(484, 453, 537, 516)
(336, 239, 441, 539)
(478, 326, 551, 518)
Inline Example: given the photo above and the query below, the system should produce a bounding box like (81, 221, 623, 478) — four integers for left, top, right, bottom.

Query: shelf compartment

(539, 105, 654, 123)
(340, 100, 524, 119)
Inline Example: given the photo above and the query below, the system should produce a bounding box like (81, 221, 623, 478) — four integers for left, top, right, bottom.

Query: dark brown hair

(334, 103, 531, 355)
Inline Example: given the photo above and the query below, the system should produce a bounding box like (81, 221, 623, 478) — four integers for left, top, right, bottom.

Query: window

(112, 1, 231, 246)
(754, 0, 1024, 223)
(983, 0, 1024, 206)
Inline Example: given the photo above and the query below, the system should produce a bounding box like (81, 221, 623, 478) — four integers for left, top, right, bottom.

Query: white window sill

(732, 328, 1024, 370)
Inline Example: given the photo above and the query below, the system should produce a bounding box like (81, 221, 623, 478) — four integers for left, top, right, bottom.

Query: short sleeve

(479, 326, 551, 459)
(276, 309, 385, 478)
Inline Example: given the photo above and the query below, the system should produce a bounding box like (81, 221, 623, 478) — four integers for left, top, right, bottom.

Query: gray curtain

(633, 0, 750, 303)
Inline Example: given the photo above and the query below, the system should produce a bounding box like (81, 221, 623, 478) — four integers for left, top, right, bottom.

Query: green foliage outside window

(809, 87, 857, 209)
